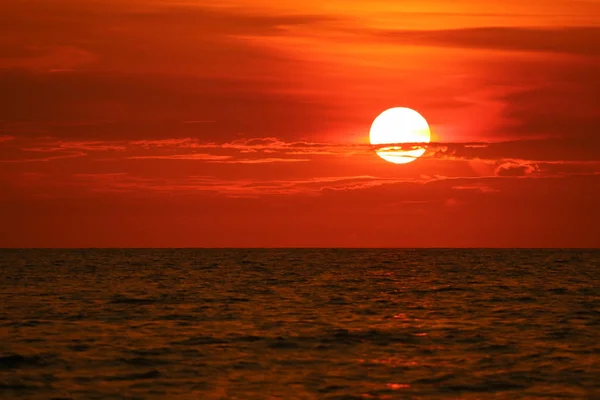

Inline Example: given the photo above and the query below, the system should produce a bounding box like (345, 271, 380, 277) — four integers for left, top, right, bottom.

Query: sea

(1, 249, 599, 399)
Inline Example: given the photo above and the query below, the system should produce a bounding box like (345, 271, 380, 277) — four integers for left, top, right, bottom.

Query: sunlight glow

(369, 107, 431, 164)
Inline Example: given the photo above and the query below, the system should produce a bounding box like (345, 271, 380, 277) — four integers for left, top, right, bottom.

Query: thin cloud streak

(127, 154, 233, 161)
(0, 152, 86, 163)
(374, 26, 600, 57)
(38, 169, 600, 198)
(6, 137, 600, 165)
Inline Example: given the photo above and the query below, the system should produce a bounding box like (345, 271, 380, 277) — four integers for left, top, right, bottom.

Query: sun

(370, 107, 431, 164)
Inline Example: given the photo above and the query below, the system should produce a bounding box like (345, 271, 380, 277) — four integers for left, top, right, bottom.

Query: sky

(1, 0, 599, 247)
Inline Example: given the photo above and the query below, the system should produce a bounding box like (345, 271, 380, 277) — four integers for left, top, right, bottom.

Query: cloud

(0, 151, 85, 163)
(129, 137, 339, 153)
(63, 173, 467, 198)
(3, 156, 598, 200)
(127, 154, 233, 161)
(22, 140, 126, 152)
(2, 4, 598, 156)
(0, 2, 337, 75)
(129, 138, 201, 148)
(452, 184, 500, 193)
(126, 153, 308, 163)
(65, 174, 397, 197)
(377, 27, 600, 57)
(424, 139, 600, 163)
(59, 173, 413, 197)
(220, 157, 309, 164)
(0, 70, 338, 141)
(495, 161, 539, 177)
(47, 172, 503, 199)
(496, 65, 600, 141)
(0, 45, 97, 71)
(0, 135, 15, 143)
(4, 136, 600, 172)
(122, 137, 366, 161)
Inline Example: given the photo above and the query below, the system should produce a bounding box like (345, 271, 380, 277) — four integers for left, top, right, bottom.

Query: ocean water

(1, 249, 599, 399)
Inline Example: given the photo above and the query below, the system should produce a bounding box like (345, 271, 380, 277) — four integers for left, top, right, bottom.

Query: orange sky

(1, 0, 599, 247)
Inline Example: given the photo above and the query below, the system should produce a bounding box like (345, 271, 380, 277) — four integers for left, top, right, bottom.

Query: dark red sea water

(1, 249, 599, 399)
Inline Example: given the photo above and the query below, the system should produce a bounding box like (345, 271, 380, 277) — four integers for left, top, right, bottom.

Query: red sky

(1, 0, 599, 247)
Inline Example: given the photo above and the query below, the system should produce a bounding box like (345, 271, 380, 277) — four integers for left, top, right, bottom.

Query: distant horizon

(2, 247, 598, 250)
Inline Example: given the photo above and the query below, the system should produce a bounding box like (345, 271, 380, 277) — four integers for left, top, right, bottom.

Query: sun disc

(370, 107, 431, 164)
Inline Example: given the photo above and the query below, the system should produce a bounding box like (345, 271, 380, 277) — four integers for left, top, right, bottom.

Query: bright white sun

(370, 107, 431, 164)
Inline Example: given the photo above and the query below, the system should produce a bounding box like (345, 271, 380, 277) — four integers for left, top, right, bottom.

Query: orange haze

(1, 0, 600, 247)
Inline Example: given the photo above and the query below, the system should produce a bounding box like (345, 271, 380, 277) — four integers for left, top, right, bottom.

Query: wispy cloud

(0, 151, 85, 163)
(0, 45, 97, 71)
(0, 135, 15, 143)
(127, 154, 232, 161)
(22, 140, 126, 152)
(4, 137, 600, 173)
(495, 161, 539, 177)
(376, 26, 600, 57)
(452, 184, 500, 193)
(221, 157, 310, 164)
(123, 137, 600, 165)
(61, 173, 406, 197)
(57, 168, 599, 198)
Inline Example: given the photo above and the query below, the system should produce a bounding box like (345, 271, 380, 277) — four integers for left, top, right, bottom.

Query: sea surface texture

(1, 249, 599, 399)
